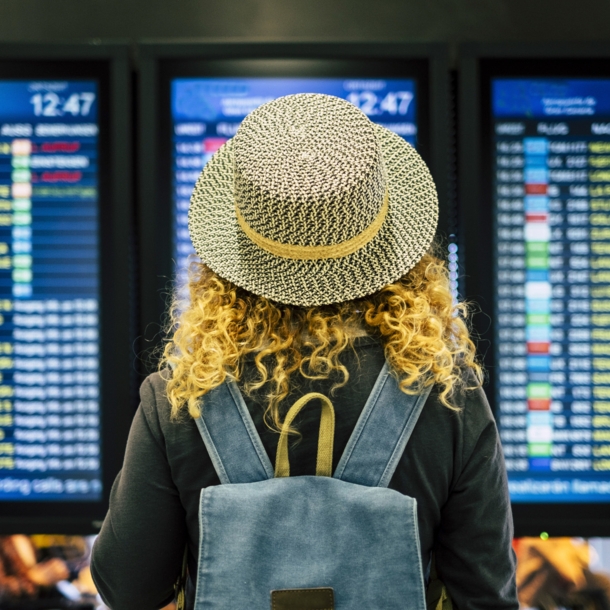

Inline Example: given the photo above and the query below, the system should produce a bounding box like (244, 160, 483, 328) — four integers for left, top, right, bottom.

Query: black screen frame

(0, 43, 134, 534)
(137, 42, 451, 371)
(460, 43, 610, 537)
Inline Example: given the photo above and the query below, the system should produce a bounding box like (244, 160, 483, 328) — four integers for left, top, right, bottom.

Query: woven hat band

(236, 188, 389, 261)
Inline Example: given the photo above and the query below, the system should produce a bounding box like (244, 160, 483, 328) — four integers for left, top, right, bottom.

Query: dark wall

(0, 0, 608, 50)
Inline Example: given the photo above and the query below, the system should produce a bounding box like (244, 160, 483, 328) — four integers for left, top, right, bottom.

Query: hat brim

(188, 125, 439, 307)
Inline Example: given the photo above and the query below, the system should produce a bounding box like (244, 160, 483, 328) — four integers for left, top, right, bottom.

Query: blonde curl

(160, 250, 483, 432)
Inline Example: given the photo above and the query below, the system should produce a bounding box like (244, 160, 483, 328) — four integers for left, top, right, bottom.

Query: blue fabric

(194, 366, 428, 609)
(334, 363, 432, 488)
(195, 477, 425, 609)
(194, 382, 274, 484)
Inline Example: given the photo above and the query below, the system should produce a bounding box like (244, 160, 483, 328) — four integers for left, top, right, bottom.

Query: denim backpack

(191, 362, 433, 609)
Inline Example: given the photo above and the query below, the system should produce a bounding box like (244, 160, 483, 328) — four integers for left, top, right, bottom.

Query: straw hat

(188, 93, 438, 306)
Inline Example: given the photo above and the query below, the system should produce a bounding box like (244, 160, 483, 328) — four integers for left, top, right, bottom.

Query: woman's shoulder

(422, 371, 496, 444)
(135, 370, 205, 457)
(138, 370, 174, 427)
(453, 372, 493, 418)
(447, 373, 500, 461)
(140, 369, 170, 398)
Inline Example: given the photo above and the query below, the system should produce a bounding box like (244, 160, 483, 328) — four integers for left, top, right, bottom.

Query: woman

(91, 94, 517, 609)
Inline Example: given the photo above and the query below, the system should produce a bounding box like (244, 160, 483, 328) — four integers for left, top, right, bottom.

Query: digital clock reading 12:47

(29, 92, 96, 117)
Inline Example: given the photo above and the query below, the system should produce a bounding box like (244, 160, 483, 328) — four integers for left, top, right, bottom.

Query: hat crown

(233, 93, 387, 248)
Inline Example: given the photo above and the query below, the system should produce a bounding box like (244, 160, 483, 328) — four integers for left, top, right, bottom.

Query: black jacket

(91, 336, 518, 610)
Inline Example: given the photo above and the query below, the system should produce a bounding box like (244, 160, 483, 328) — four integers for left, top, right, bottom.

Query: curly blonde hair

(160, 249, 482, 431)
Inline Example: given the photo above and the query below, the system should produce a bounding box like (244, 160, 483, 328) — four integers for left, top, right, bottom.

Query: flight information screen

(493, 78, 610, 502)
(0, 80, 100, 501)
(169, 77, 433, 282)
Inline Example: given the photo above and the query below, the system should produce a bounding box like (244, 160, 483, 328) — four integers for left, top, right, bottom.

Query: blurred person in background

(0, 534, 69, 601)
(516, 537, 610, 610)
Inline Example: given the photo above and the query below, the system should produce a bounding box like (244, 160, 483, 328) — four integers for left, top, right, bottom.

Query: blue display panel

(0, 81, 100, 501)
(170, 77, 420, 277)
(493, 78, 610, 502)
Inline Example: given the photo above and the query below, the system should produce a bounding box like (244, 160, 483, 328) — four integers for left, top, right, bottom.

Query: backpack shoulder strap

(333, 362, 433, 488)
(194, 381, 274, 484)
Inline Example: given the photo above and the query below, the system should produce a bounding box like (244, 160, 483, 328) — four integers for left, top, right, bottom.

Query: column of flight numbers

(496, 136, 563, 472)
(542, 137, 588, 473)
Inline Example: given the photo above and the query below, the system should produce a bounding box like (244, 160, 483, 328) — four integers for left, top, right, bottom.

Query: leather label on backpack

(271, 587, 334, 610)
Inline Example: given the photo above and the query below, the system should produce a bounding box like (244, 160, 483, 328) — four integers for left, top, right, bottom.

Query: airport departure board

(493, 78, 610, 502)
(170, 78, 419, 277)
(0, 80, 100, 501)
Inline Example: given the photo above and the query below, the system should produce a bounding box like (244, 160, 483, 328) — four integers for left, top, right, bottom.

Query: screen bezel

(137, 42, 450, 373)
(0, 44, 133, 534)
(460, 44, 610, 537)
